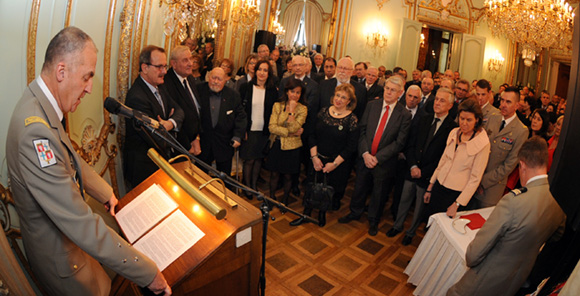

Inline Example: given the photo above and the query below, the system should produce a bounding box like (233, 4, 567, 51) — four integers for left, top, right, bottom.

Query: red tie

(371, 105, 390, 155)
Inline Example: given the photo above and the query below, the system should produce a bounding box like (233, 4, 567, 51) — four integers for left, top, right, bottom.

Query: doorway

(417, 26, 456, 73)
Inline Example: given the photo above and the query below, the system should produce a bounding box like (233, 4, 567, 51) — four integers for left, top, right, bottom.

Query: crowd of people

(6, 26, 568, 296)
(120, 40, 568, 243)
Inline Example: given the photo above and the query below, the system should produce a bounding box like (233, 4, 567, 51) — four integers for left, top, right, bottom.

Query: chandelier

(230, 0, 260, 39)
(366, 22, 388, 49)
(160, 0, 219, 42)
(488, 50, 505, 72)
(271, 9, 286, 45)
(485, 0, 575, 67)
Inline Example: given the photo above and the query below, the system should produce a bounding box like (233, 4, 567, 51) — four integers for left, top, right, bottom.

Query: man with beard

(315, 57, 367, 119)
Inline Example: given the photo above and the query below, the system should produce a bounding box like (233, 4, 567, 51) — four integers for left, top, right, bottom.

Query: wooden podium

(110, 161, 263, 295)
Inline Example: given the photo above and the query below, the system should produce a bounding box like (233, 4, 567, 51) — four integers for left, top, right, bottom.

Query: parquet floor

(245, 171, 425, 296)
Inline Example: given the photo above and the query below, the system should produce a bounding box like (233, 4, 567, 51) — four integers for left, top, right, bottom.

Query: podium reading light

(147, 148, 227, 220)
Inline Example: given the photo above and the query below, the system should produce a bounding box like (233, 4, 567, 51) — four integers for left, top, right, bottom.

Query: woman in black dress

(266, 78, 308, 204)
(290, 84, 359, 227)
(239, 60, 277, 198)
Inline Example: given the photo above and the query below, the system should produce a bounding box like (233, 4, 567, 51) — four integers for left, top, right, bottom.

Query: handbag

(303, 172, 334, 211)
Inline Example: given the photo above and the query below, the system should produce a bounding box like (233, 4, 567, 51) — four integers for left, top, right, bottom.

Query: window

(293, 6, 306, 46)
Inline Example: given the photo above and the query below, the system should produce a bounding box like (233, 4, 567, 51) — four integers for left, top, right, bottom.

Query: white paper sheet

(133, 210, 205, 271)
(116, 184, 178, 243)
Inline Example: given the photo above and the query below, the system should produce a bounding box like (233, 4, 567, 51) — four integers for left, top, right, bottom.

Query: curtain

(304, 2, 322, 48)
(282, 2, 304, 46)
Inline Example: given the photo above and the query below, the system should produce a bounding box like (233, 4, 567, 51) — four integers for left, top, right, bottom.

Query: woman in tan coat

(265, 78, 308, 204)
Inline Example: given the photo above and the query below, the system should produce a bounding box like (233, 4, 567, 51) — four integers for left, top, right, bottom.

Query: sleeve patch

(33, 139, 57, 168)
(25, 116, 50, 128)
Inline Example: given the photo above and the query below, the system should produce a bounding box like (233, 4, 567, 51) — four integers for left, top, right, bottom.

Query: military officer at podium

(6, 27, 170, 296)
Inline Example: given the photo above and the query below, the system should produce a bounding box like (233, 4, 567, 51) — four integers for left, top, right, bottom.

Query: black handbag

(303, 172, 334, 211)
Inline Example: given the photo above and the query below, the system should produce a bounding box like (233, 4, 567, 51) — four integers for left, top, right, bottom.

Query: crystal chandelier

(271, 9, 285, 45)
(161, 0, 219, 42)
(230, 0, 260, 39)
(485, 0, 575, 67)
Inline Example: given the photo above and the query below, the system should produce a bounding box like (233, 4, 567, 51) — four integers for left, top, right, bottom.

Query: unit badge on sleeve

(33, 139, 57, 168)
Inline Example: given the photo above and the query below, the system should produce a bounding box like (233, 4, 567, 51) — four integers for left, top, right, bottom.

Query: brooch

(338, 125, 343, 130)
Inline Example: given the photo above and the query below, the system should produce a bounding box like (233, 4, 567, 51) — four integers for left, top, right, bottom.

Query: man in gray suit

(448, 137, 565, 296)
(475, 86, 528, 208)
(338, 76, 412, 236)
(6, 27, 170, 295)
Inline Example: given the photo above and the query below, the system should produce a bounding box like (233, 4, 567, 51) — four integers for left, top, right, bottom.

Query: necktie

(183, 79, 200, 114)
(371, 105, 390, 155)
(424, 118, 440, 151)
(499, 120, 506, 131)
(420, 96, 427, 108)
(154, 90, 166, 115)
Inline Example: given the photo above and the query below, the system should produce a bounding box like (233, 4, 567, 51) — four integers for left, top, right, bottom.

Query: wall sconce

(420, 33, 426, 48)
(271, 9, 285, 45)
(230, 0, 261, 39)
(366, 23, 388, 49)
(488, 50, 505, 72)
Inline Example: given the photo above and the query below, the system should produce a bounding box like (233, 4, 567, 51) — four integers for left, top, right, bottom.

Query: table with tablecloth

(404, 207, 495, 296)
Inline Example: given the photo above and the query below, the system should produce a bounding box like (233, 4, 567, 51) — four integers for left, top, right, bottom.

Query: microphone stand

(130, 116, 318, 296)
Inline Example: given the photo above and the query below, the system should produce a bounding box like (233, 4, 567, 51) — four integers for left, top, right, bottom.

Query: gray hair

(42, 26, 95, 72)
(386, 75, 405, 91)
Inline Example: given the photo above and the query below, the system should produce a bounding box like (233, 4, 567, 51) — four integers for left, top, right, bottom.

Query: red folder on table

(459, 213, 486, 230)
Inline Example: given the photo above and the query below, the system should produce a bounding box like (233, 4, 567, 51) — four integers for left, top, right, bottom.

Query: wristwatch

(455, 201, 461, 207)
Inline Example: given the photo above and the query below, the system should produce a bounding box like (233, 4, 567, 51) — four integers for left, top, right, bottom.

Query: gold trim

(333, 0, 344, 58)
(104, 0, 120, 196)
(131, 0, 147, 82)
(143, 0, 152, 48)
(536, 50, 544, 92)
(64, 0, 73, 27)
(416, 15, 468, 33)
(508, 42, 518, 85)
(26, 0, 41, 84)
(117, 0, 137, 101)
(339, 0, 352, 58)
(326, 0, 338, 56)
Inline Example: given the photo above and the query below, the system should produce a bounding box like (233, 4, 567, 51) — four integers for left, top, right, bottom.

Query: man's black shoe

(338, 213, 360, 224)
(368, 224, 378, 236)
(386, 228, 401, 238)
(402, 235, 413, 246)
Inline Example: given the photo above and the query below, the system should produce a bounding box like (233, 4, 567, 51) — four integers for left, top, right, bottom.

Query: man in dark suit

(313, 57, 336, 83)
(419, 77, 435, 109)
(423, 77, 458, 118)
(364, 66, 383, 102)
(279, 55, 319, 108)
(314, 57, 367, 119)
(338, 76, 412, 236)
(201, 41, 214, 78)
(448, 137, 565, 296)
(350, 61, 367, 84)
(197, 67, 247, 175)
(310, 53, 324, 81)
(387, 87, 457, 245)
(390, 85, 427, 218)
(163, 45, 202, 155)
(124, 45, 184, 188)
(404, 69, 421, 90)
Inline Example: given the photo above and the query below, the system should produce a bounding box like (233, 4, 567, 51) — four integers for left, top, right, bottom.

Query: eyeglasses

(337, 66, 353, 72)
(146, 63, 168, 70)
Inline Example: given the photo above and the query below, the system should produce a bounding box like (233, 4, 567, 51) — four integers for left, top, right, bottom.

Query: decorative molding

(117, 0, 137, 101)
(144, 0, 152, 47)
(26, 0, 41, 84)
(376, 0, 390, 10)
(419, 0, 468, 18)
(131, 0, 148, 83)
(65, 0, 73, 27)
(73, 123, 118, 167)
(417, 10, 468, 33)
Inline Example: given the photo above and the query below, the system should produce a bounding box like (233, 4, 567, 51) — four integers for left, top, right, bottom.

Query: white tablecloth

(404, 207, 495, 296)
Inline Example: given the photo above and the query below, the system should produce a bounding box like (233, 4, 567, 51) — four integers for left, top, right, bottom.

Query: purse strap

(313, 171, 328, 185)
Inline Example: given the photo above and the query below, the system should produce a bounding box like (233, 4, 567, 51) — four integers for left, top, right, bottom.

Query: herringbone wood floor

(245, 171, 425, 296)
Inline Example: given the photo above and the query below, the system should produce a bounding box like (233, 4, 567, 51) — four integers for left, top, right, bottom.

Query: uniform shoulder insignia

(25, 116, 50, 128)
(33, 139, 57, 168)
(510, 187, 528, 196)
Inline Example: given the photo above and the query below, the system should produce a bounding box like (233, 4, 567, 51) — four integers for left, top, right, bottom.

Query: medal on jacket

(338, 125, 343, 130)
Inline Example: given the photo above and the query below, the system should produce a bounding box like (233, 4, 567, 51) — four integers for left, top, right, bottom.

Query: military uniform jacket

(478, 114, 529, 206)
(6, 79, 158, 295)
(448, 177, 566, 296)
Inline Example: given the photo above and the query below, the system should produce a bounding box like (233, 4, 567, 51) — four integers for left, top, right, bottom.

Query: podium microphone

(104, 97, 159, 129)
